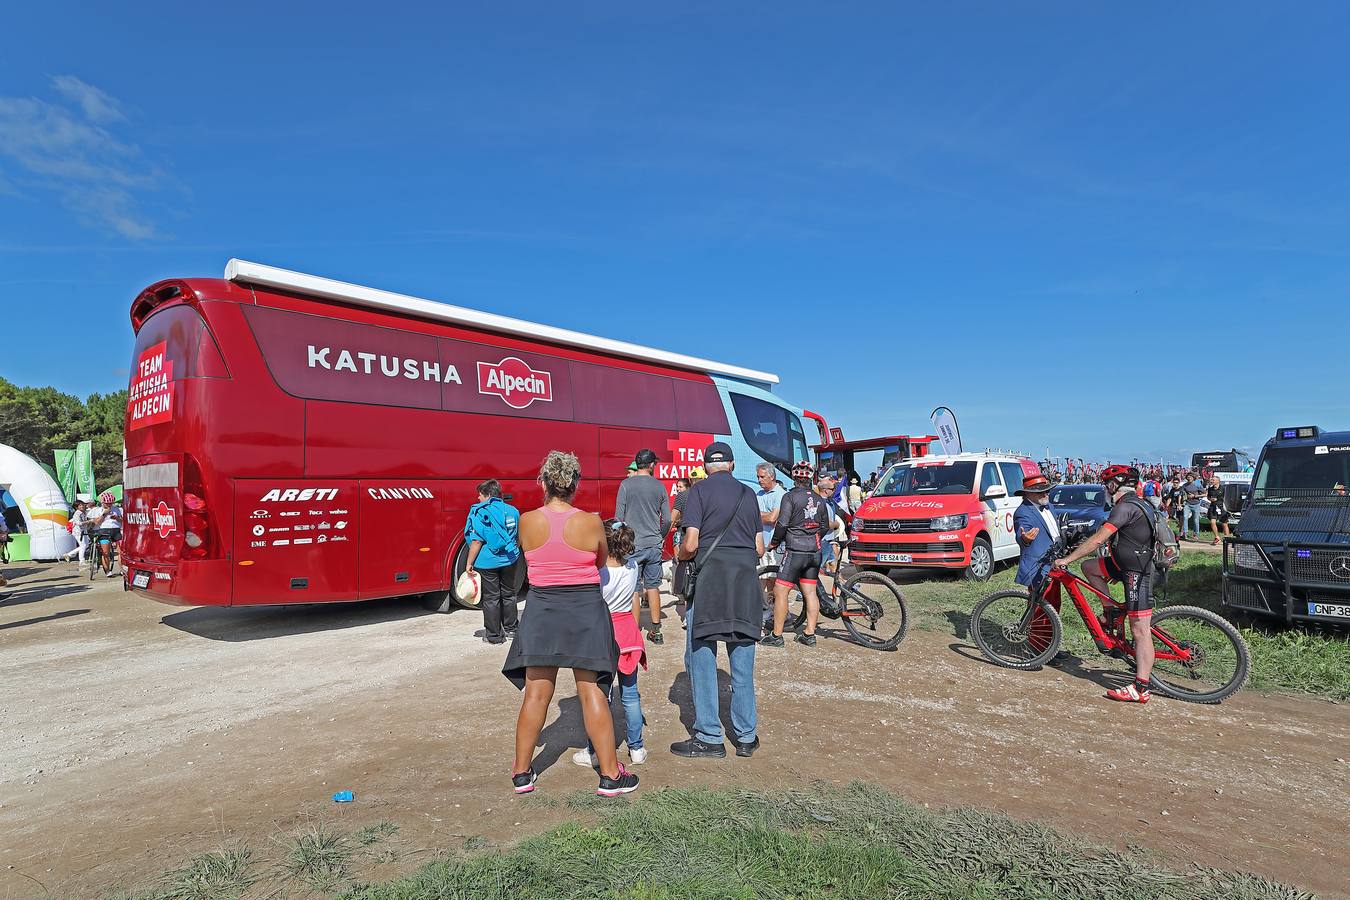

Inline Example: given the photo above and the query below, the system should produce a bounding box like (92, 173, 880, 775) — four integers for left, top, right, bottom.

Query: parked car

(1048, 483, 1110, 530)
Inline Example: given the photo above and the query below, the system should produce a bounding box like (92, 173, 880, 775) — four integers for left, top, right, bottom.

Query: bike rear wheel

(1145, 605, 1250, 704)
(970, 589, 1063, 669)
(839, 570, 909, 650)
(756, 565, 806, 634)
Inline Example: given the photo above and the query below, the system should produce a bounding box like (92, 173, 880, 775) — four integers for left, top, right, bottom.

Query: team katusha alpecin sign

(128, 340, 174, 430)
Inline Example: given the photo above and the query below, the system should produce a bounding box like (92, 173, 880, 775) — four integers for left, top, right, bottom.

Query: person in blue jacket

(1013, 472, 1059, 589)
(465, 479, 522, 644)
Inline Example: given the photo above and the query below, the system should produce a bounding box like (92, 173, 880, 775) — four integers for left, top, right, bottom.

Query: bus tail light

(181, 456, 217, 560)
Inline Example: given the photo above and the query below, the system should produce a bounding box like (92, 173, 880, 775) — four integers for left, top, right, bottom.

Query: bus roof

(224, 259, 779, 387)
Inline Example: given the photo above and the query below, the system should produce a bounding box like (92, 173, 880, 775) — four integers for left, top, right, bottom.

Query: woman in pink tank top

(502, 451, 639, 798)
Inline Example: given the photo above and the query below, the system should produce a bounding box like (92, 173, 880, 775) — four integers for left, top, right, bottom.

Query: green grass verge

(344, 783, 1311, 900)
(894, 552, 1350, 702)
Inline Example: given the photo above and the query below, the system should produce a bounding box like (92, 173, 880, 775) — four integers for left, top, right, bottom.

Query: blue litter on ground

(332, 790, 354, 802)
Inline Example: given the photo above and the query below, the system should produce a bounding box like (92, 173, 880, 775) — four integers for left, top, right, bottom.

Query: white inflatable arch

(0, 443, 77, 560)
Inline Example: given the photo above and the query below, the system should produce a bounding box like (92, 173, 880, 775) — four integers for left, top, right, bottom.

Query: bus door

(358, 480, 449, 598)
(232, 480, 360, 604)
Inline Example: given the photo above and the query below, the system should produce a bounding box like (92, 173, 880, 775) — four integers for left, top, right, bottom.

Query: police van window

(998, 462, 1025, 496)
(730, 394, 804, 474)
(980, 463, 1003, 497)
(1252, 447, 1350, 498)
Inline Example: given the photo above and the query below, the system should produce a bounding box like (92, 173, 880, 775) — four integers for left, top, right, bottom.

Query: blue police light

(1296, 549, 1313, 559)
(1277, 426, 1318, 440)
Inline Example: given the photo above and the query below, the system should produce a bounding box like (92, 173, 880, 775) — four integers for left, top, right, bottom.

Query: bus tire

(423, 543, 474, 612)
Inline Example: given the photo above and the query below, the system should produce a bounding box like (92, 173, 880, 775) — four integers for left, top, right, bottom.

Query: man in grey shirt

(615, 448, 671, 643)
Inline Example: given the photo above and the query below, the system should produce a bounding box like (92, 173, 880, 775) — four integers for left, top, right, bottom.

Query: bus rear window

(131, 305, 228, 380)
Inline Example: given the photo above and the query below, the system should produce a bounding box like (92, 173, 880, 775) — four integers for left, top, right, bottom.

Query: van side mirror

(983, 485, 1007, 500)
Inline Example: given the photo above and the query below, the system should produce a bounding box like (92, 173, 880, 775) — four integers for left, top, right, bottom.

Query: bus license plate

(878, 553, 911, 563)
(1309, 601, 1350, 619)
(132, 571, 150, 589)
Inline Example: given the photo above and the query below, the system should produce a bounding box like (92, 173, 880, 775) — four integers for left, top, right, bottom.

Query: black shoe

(734, 737, 761, 758)
(486, 634, 506, 645)
(795, 632, 817, 647)
(670, 738, 727, 758)
(597, 765, 640, 796)
(647, 627, 664, 645)
(760, 633, 785, 648)
(511, 768, 537, 794)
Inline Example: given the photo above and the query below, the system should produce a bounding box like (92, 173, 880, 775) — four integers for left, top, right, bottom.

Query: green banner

(75, 439, 96, 499)
(54, 449, 77, 503)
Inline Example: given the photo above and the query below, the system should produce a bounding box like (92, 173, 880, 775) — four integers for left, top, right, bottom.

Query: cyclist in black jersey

(1053, 464, 1157, 704)
(762, 461, 832, 648)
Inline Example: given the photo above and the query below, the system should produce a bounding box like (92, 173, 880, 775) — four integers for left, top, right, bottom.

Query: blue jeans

(586, 670, 645, 752)
(1184, 502, 1205, 536)
(684, 602, 757, 744)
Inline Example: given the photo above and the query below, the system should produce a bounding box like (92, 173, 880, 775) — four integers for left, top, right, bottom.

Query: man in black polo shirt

(671, 442, 765, 759)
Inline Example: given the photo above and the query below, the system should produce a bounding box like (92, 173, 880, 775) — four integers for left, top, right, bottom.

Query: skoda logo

(888, 520, 902, 533)
(1329, 556, 1350, 580)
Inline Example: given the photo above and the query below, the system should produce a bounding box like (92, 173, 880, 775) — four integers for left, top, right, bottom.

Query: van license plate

(132, 571, 150, 588)
(1308, 602, 1350, 619)
(878, 553, 911, 563)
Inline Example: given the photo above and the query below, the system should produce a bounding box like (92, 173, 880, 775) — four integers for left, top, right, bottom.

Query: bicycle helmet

(790, 460, 815, 482)
(99, 491, 115, 505)
(1100, 464, 1139, 487)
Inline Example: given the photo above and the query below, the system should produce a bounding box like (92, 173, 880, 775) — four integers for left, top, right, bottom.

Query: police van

(1223, 425, 1350, 624)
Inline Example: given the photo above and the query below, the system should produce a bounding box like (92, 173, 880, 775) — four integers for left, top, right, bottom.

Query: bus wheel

(423, 544, 474, 612)
(421, 590, 455, 613)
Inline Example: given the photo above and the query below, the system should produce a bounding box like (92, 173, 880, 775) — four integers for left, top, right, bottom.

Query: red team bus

(121, 260, 812, 609)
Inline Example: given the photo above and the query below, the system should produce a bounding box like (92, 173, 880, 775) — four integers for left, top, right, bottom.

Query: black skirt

(502, 583, 618, 691)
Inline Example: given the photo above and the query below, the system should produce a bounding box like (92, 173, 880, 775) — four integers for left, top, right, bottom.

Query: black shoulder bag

(680, 525, 728, 603)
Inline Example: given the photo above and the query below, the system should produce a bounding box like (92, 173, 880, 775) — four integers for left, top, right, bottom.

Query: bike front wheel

(970, 589, 1063, 670)
(839, 570, 909, 650)
(756, 565, 806, 634)
(1146, 605, 1251, 704)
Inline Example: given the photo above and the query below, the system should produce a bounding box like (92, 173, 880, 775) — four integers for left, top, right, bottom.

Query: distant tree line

(0, 378, 127, 489)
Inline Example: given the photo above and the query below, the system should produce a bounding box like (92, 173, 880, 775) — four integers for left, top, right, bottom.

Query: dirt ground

(1, 561, 1347, 899)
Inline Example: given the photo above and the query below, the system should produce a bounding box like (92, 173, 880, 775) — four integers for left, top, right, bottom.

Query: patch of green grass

(281, 821, 355, 893)
(354, 820, 400, 847)
(894, 553, 1350, 702)
(104, 847, 255, 900)
(341, 784, 1312, 900)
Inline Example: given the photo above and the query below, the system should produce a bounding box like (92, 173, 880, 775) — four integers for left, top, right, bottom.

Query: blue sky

(3, 2, 1348, 463)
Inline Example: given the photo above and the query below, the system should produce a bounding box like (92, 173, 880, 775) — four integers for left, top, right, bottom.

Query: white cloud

(0, 76, 161, 239)
(51, 75, 126, 125)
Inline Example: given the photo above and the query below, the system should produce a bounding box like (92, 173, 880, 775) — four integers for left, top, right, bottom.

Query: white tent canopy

(0, 443, 77, 560)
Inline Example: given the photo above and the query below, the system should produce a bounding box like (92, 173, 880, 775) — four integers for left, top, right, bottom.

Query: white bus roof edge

(224, 258, 780, 386)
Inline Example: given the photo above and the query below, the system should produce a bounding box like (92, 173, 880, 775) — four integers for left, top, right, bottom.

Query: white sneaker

(571, 748, 596, 768)
(628, 746, 648, 765)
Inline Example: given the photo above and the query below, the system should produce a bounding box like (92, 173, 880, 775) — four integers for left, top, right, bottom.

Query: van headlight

(930, 514, 968, 530)
(1233, 546, 1269, 572)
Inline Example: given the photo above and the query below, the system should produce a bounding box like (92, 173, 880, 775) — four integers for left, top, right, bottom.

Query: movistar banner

(930, 407, 963, 455)
(54, 448, 77, 503)
(75, 439, 96, 498)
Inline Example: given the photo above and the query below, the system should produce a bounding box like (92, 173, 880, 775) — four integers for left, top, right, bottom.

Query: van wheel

(964, 538, 994, 582)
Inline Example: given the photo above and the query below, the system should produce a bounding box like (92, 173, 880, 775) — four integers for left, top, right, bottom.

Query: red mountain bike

(970, 541, 1250, 703)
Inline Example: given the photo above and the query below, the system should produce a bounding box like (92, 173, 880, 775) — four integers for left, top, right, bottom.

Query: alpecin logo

(154, 501, 177, 539)
(477, 357, 553, 409)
